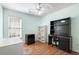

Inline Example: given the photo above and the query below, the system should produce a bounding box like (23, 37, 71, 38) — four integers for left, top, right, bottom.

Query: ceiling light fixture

(28, 3, 50, 16)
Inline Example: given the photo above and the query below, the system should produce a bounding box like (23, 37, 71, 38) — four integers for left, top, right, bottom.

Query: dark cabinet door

(58, 38, 70, 52)
(48, 36, 52, 45)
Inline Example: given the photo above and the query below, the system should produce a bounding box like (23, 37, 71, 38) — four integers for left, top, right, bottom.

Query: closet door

(38, 25, 47, 43)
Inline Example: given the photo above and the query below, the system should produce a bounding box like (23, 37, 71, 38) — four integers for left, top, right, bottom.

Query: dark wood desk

(48, 35, 72, 52)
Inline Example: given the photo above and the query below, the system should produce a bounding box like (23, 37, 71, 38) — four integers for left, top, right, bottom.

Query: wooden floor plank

(23, 42, 79, 55)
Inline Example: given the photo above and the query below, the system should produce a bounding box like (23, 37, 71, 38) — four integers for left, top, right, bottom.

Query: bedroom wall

(41, 4, 79, 52)
(2, 4, 79, 53)
(0, 5, 3, 39)
(3, 8, 42, 41)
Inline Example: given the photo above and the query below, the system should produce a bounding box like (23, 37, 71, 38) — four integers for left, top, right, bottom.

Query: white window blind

(8, 16, 22, 38)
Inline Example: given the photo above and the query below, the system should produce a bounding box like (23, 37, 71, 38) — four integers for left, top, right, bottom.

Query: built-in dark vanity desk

(48, 17, 72, 52)
(48, 35, 72, 52)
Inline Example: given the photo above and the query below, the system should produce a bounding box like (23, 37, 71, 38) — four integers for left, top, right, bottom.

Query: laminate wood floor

(23, 42, 78, 55)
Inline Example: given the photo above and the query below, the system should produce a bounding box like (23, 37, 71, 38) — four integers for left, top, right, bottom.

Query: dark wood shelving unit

(50, 21, 54, 35)
(48, 17, 72, 52)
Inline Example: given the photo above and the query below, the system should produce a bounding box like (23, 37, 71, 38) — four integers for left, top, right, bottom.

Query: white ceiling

(1, 3, 76, 16)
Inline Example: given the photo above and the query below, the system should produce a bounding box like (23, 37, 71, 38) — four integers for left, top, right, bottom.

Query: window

(8, 16, 22, 38)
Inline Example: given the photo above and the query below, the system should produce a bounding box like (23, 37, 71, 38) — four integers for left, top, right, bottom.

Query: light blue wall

(3, 4, 79, 52)
(3, 8, 42, 40)
(41, 4, 79, 52)
(0, 5, 3, 39)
